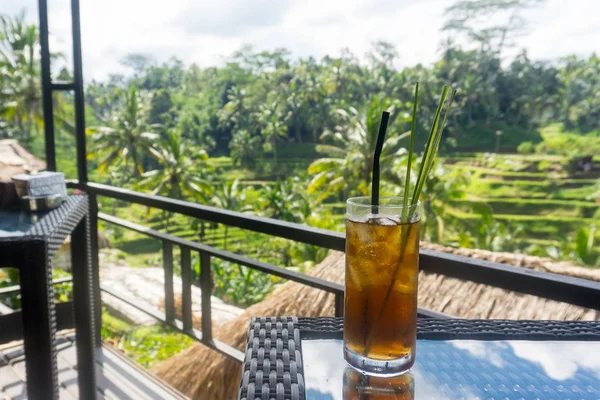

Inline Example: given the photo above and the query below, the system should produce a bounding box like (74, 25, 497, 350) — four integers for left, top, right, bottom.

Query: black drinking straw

(371, 111, 390, 214)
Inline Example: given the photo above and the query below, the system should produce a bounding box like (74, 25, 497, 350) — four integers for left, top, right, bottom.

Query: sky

(2, 0, 600, 81)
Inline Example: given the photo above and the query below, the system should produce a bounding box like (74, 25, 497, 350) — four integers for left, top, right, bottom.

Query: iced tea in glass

(344, 197, 420, 375)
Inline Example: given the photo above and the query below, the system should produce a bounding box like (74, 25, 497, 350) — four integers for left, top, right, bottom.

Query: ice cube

(353, 221, 373, 244)
(367, 215, 401, 226)
(347, 265, 366, 291)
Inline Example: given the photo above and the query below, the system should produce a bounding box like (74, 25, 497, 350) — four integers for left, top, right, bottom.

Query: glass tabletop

(0, 209, 41, 238)
(303, 338, 600, 399)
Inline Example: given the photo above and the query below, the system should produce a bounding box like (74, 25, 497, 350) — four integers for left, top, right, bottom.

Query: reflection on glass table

(343, 367, 414, 400)
(0, 209, 39, 237)
(303, 339, 600, 400)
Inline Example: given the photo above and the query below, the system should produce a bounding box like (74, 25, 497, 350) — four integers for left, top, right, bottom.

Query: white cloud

(509, 341, 600, 381)
(174, 0, 294, 36)
(451, 340, 507, 368)
(1, 0, 600, 81)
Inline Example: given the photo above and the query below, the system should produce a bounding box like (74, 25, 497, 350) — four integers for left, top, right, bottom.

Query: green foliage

(544, 225, 599, 267)
(308, 94, 411, 199)
(137, 131, 213, 202)
(574, 225, 599, 267)
(101, 310, 194, 369)
(535, 124, 600, 157)
(259, 178, 312, 223)
(0, 268, 72, 309)
(87, 85, 160, 179)
(148, 89, 174, 127)
(211, 180, 252, 249)
(517, 141, 534, 154)
(0, 11, 45, 144)
(457, 204, 525, 252)
(0, 268, 20, 309)
(559, 54, 600, 132)
(209, 259, 278, 307)
(419, 164, 470, 243)
(229, 129, 263, 170)
(52, 268, 73, 303)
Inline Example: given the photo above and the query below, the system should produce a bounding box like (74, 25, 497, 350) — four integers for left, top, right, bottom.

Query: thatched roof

(418, 242, 600, 320)
(0, 139, 45, 180)
(152, 246, 599, 399)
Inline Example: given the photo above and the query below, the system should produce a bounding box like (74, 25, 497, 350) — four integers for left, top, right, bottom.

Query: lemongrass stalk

(410, 86, 450, 207)
(401, 83, 419, 223)
(414, 89, 457, 203)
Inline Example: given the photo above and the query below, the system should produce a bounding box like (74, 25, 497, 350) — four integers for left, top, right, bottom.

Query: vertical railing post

(70, 0, 88, 183)
(88, 193, 102, 348)
(163, 241, 175, 323)
(200, 252, 213, 344)
(71, 213, 97, 399)
(335, 292, 344, 318)
(180, 247, 193, 331)
(18, 241, 58, 399)
(37, 0, 56, 171)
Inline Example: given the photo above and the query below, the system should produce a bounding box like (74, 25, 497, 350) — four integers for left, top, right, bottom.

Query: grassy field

(101, 310, 195, 369)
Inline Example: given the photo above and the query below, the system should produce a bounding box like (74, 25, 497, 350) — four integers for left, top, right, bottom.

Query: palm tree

(258, 178, 310, 223)
(308, 95, 410, 200)
(418, 163, 470, 243)
(211, 180, 252, 249)
(256, 101, 287, 164)
(138, 131, 213, 201)
(138, 131, 213, 234)
(0, 11, 44, 143)
(88, 86, 159, 180)
(229, 129, 262, 170)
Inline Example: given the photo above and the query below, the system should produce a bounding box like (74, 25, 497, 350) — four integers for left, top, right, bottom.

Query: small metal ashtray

(12, 171, 67, 199)
(21, 194, 65, 212)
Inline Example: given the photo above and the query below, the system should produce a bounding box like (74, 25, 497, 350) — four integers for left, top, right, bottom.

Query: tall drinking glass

(344, 197, 420, 375)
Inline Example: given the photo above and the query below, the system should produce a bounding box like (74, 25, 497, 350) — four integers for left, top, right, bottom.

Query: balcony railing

(3, 184, 598, 370)
(63, 181, 600, 364)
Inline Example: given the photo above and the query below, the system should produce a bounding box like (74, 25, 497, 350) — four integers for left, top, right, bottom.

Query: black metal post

(163, 241, 175, 323)
(200, 252, 213, 344)
(334, 292, 344, 318)
(37, 0, 56, 171)
(88, 193, 102, 348)
(181, 247, 193, 331)
(71, 216, 98, 399)
(70, 0, 88, 183)
(18, 241, 59, 399)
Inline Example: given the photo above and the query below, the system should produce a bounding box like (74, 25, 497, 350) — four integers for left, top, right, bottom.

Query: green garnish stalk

(363, 84, 456, 356)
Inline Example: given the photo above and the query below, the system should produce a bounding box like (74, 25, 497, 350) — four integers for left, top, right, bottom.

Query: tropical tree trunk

(200, 221, 206, 240)
(25, 109, 33, 145)
(131, 148, 142, 177)
(294, 115, 302, 143)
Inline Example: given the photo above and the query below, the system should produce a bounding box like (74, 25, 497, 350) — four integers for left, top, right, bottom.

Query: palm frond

(308, 158, 343, 174)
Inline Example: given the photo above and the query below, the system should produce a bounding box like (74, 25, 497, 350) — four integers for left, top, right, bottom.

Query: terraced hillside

(99, 151, 598, 277)
(445, 154, 600, 248)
